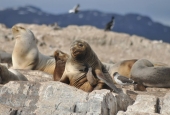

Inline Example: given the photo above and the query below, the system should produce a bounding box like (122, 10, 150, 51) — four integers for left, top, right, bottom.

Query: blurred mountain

(0, 6, 170, 42)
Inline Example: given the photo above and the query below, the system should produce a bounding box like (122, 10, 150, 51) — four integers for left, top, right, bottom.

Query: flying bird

(104, 16, 115, 31)
(113, 72, 134, 88)
(69, 4, 80, 14)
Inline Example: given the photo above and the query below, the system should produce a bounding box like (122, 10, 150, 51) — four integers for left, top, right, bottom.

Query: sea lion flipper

(95, 69, 120, 93)
(93, 80, 105, 90)
(87, 67, 98, 86)
(59, 73, 69, 84)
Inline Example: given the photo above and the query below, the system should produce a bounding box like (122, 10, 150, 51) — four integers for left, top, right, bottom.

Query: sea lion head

(0, 64, 9, 84)
(136, 59, 154, 68)
(12, 25, 36, 41)
(70, 39, 90, 60)
(54, 50, 69, 63)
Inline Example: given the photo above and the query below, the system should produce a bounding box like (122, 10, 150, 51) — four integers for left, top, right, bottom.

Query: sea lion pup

(60, 39, 120, 93)
(12, 25, 55, 74)
(0, 64, 28, 84)
(130, 59, 170, 88)
(53, 50, 69, 81)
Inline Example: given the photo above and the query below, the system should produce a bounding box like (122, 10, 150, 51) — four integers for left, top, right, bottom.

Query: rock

(117, 95, 161, 115)
(0, 81, 133, 115)
(127, 95, 158, 113)
(160, 91, 170, 114)
(0, 104, 19, 115)
(117, 111, 160, 115)
(17, 69, 52, 82)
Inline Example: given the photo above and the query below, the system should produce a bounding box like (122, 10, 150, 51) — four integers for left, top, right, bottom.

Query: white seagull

(113, 72, 134, 88)
(69, 4, 80, 14)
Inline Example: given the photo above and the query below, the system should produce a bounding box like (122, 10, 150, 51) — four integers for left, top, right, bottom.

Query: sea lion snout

(12, 25, 19, 33)
(12, 25, 26, 38)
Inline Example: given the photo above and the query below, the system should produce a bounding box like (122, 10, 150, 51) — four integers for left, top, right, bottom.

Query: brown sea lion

(60, 39, 120, 93)
(62, 61, 99, 92)
(103, 59, 138, 82)
(130, 59, 170, 88)
(0, 64, 28, 84)
(53, 50, 99, 92)
(79, 67, 99, 92)
(104, 59, 168, 82)
(53, 50, 69, 81)
(12, 25, 55, 74)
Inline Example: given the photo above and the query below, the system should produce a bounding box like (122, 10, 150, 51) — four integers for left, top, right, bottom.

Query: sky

(0, 0, 170, 26)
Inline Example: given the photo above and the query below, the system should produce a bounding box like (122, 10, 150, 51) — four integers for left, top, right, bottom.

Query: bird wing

(117, 75, 134, 84)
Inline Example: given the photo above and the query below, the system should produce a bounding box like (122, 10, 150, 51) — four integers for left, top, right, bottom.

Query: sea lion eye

(79, 43, 83, 47)
(19, 27, 24, 29)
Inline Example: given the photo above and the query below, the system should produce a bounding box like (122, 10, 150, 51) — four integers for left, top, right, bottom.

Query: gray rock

(0, 104, 19, 115)
(117, 111, 160, 115)
(126, 95, 158, 113)
(160, 91, 170, 114)
(0, 81, 133, 115)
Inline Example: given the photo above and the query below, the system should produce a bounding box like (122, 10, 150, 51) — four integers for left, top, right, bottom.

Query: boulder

(117, 111, 160, 115)
(0, 81, 133, 115)
(17, 69, 52, 82)
(160, 91, 170, 114)
(0, 104, 19, 115)
(126, 95, 158, 113)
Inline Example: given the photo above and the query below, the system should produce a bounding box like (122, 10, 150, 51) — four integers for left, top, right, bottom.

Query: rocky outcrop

(1, 23, 170, 65)
(0, 81, 133, 115)
(0, 104, 19, 115)
(117, 91, 170, 115)
(160, 91, 170, 114)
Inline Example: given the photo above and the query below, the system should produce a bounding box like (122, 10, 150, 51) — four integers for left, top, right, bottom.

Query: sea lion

(53, 49, 99, 92)
(62, 62, 100, 92)
(60, 39, 120, 93)
(103, 59, 138, 81)
(130, 59, 170, 88)
(104, 59, 168, 82)
(0, 64, 28, 84)
(12, 25, 55, 74)
(53, 50, 69, 81)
